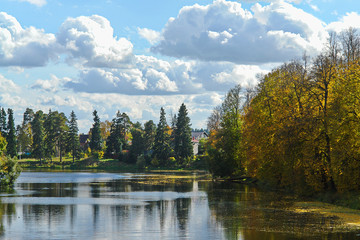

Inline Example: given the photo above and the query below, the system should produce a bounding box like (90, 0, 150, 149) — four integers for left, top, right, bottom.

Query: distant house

(191, 131, 208, 155)
(79, 134, 90, 150)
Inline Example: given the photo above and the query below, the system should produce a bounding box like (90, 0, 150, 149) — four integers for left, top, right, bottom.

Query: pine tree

(89, 110, 102, 152)
(44, 109, 57, 161)
(6, 108, 17, 157)
(153, 107, 172, 165)
(18, 108, 34, 155)
(144, 120, 156, 153)
(67, 111, 80, 163)
(174, 103, 193, 163)
(0, 108, 7, 138)
(31, 111, 45, 163)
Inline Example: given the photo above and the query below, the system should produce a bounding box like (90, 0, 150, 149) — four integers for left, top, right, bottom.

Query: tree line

(0, 103, 194, 168)
(87, 103, 193, 167)
(206, 28, 360, 193)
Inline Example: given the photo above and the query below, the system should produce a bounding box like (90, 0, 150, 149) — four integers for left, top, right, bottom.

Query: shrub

(0, 156, 21, 188)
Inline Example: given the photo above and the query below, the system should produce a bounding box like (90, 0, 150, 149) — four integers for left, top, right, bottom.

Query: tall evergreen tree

(0, 108, 7, 138)
(143, 120, 156, 153)
(17, 108, 34, 154)
(89, 110, 102, 152)
(67, 111, 80, 163)
(153, 107, 172, 165)
(44, 109, 57, 161)
(105, 111, 128, 157)
(129, 125, 145, 163)
(174, 103, 193, 163)
(31, 111, 45, 163)
(6, 108, 17, 157)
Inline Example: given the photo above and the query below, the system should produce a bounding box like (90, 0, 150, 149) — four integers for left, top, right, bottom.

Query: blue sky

(0, 0, 359, 132)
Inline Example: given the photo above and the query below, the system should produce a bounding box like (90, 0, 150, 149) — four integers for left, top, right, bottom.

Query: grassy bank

(17, 157, 209, 173)
(18, 157, 139, 172)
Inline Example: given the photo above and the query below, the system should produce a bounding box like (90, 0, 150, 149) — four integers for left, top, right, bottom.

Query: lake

(0, 171, 359, 239)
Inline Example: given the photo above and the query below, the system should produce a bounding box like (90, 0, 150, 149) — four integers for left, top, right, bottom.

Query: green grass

(18, 157, 138, 171)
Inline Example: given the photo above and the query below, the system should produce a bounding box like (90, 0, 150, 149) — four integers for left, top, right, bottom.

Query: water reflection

(0, 172, 357, 239)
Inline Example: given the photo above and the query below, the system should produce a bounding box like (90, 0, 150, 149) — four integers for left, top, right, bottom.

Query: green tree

(17, 108, 34, 155)
(153, 107, 172, 165)
(31, 111, 45, 163)
(129, 125, 145, 164)
(44, 109, 57, 161)
(67, 111, 80, 163)
(6, 109, 17, 158)
(89, 110, 102, 152)
(174, 103, 193, 164)
(106, 111, 124, 157)
(144, 120, 156, 153)
(0, 108, 7, 138)
(206, 85, 244, 178)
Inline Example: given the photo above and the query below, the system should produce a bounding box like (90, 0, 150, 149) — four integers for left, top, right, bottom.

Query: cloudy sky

(0, 0, 359, 132)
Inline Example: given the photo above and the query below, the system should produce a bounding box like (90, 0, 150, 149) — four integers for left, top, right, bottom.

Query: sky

(0, 0, 359, 133)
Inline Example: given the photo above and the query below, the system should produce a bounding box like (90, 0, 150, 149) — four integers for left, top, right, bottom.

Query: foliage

(89, 110, 102, 152)
(6, 109, 17, 158)
(153, 108, 172, 165)
(206, 85, 244, 178)
(0, 156, 21, 188)
(31, 110, 45, 163)
(174, 103, 193, 164)
(105, 111, 132, 159)
(93, 151, 104, 160)
(67, 110, 80, 163)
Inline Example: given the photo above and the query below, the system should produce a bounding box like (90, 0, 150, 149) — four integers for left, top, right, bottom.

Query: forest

(0, 102, 196, 174)
(206, 29, 360, 193)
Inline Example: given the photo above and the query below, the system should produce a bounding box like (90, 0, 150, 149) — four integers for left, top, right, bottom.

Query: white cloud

(18, 0, 47, 7)
(137, 27, 161, 44)
(57, 15, 134, 68)
(0, 74, 20, 92)
(327, 12, 360, 33)
(0, 12, 58, 67)
(152, 0, 328, 64)
(31, 74, 71, 92)
(211, 65, 267, 87)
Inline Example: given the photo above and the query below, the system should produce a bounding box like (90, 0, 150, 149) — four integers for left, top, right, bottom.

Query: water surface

(0, 171, 358, 239)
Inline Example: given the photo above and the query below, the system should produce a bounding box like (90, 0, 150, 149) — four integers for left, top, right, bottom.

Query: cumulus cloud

(327, 12, 360, 33)
(152, 0, 328, 64)
(137, 27, 161, 44)
(31, 74, 71, 92)
(57, 15, 134, 68)
(0, 74, 20, 92)
(64, 54, 267, 95)
(0, 12, 58, 67)
(18, 0, 47, 7)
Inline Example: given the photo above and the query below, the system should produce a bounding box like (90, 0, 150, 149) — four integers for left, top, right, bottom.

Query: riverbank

(17, 157, 209, 173)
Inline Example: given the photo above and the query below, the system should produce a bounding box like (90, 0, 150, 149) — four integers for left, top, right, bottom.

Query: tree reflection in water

(0, 172, 358, 239)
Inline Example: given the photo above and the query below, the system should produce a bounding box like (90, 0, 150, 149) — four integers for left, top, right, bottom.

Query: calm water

(0, 171, 358, 240)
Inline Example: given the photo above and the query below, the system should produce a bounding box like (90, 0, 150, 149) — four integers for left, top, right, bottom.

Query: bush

(136, 155, 146, 169)
(93, 151, 104, 159)
(0, 156, 21, 188)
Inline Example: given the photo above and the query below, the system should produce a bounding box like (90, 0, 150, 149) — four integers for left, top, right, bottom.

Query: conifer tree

(89, 110, 102, 152)
(153, 107, 172, 165)
(31, 111, 45, 163)
(174, 103, 193, 163)
(6, 108, 17, 157)
(67, 111, 80, 163)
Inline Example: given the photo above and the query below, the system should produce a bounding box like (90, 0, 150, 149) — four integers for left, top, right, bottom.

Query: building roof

(191, 131, 208, 138)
